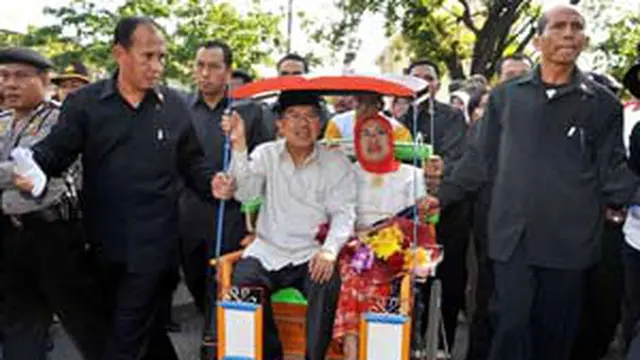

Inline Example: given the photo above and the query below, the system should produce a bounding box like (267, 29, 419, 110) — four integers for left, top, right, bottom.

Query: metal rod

(286, 0, 293, 53)
(208, 94, 233, 360)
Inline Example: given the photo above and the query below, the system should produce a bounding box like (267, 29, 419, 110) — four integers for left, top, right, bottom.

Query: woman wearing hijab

(330, 113, 437, 359)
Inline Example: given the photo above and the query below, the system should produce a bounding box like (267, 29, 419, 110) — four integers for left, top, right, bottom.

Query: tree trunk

(470, 0, 529, 78)
(444, 55, 465, 79)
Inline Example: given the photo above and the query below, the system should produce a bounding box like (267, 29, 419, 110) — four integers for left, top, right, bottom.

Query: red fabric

(332, 218, 438, 340)
(354, 114, 400, 174)
(333, 257, 393, 339)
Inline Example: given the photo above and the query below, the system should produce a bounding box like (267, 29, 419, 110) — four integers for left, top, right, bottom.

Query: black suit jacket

(33, 77, 213, 273)
(178, 94, 271, 255)
(401, 99, 468, 177)
(438, 67, 637, 269)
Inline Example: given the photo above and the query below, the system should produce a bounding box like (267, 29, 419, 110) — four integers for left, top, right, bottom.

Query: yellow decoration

(364, 224, 404, 260)
(415, 248, 430, 266)
(404, 248, 432, 270)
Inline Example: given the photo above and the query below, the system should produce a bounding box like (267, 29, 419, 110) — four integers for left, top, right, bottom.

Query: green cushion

(241, 197, 263, 214)
(271, 288, 307, 305)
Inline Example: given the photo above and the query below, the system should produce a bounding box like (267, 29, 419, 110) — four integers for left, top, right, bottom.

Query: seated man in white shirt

(214, 91, 357, 360)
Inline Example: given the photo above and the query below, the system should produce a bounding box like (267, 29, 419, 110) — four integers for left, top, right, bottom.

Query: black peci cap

(0, 47, 53, 70)
(274, 91, 322, 115)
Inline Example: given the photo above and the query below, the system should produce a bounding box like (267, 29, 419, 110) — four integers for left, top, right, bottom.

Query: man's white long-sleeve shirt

(230, 139, 357, 271)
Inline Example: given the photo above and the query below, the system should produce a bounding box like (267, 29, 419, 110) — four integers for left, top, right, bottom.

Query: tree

(316, 0, 541, 80)
(1, 0, 283, 85)
(580, 0, 640, 82)
(595, 15, 640, 83)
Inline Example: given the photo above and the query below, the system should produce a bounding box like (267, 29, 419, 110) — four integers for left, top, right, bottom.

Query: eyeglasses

(283, 111, 319, 123)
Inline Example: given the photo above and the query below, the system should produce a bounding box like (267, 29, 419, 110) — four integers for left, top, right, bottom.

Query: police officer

(51, 60, 91, 102)
(0, 47, 106, 360)
(436, 5, 636, 360)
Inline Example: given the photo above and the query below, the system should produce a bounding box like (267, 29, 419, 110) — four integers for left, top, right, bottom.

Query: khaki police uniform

(0, 47, 106, 360)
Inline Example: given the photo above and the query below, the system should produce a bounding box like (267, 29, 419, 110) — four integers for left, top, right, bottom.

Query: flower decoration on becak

(386, 251, 406, 274)
(350, 244, 375, 273)
(364, 224, 404, 260)
(348, 219, 438, 276)
(405, 247, 438, 278)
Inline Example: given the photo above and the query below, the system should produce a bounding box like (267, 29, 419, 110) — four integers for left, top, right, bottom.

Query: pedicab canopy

(229, 73, 428, 99)
(230, 73, 434, 162)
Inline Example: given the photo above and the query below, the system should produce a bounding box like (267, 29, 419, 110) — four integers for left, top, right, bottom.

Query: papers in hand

(11, 147, 47, 197)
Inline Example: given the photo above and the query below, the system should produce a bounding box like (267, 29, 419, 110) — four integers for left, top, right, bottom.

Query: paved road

(50, 302, 467, 360)
(46, 282, 624, 360)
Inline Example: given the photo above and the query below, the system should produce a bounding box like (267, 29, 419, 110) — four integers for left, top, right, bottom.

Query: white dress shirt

(230, 139, 357, 271)
(355, 163, 426, 228)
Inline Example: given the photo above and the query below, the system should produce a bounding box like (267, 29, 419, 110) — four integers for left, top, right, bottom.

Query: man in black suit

(16, 17, 215, 360)
(177, 39, 271, 358)
(403, 59, 470, 350)
(436, 5, 636, 360)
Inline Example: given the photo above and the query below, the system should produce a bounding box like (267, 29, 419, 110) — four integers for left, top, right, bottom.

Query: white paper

(366, 321, 404, 360)
(223, 309, 256, 358)
(10, 147, 47, 197)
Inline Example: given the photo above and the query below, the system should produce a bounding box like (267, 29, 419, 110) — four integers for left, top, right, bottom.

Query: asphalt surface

(41, 281, 624, 360)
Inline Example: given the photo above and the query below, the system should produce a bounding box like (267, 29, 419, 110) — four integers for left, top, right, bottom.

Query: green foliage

(317, 0, 541, 79)
(581, 0, 640, 84)
(1, 0, 282, 85)
(594, 14, 640, 86)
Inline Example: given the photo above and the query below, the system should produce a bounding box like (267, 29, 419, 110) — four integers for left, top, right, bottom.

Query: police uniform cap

(0, 47, 53, 70)
(52, 61, 91, 85)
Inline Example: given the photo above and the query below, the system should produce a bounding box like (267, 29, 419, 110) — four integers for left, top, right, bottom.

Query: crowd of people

(0, 3, 639, 360)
